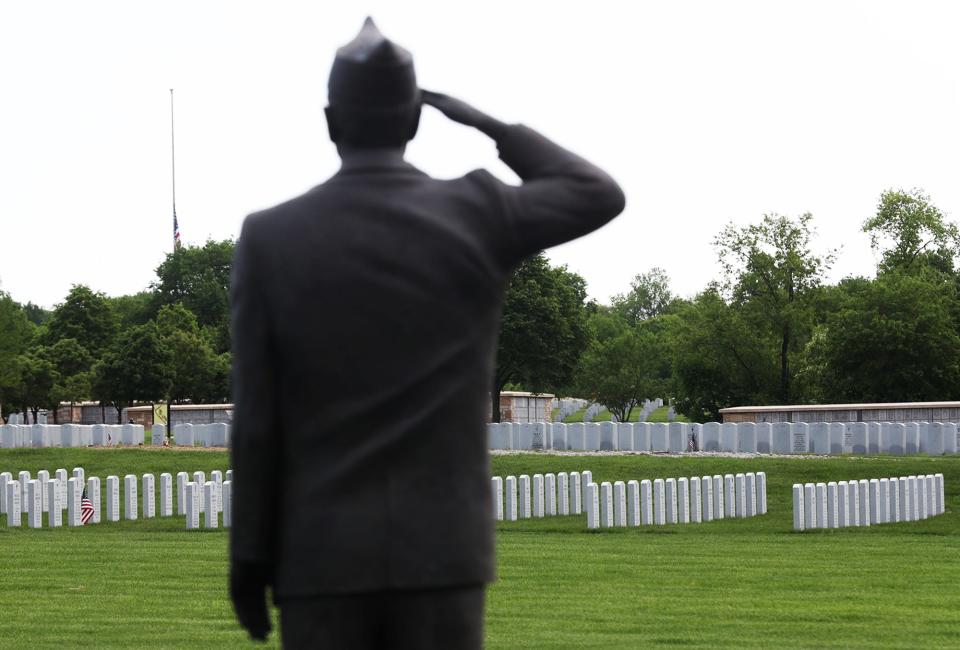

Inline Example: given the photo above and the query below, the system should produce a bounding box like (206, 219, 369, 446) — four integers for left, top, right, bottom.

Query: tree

(807, 272, 960, 402)
(11, 349, 58, 422)
(715, 213, 834, 403)
(611, 267, 675, 325)
(494, 254, 589, 421)
(21, 301, 51, 326)
(91, 323, 173, 420)
(0, 293, 34, 412)
(42, 338, 93, 379)
(863, 188, 959, 275)
(669, 289, 778, 421)
(109, 291, 155, 330)
(151, 240, 235, 353)
(44, 285, 117, 358)
(575, 311, 666, 422)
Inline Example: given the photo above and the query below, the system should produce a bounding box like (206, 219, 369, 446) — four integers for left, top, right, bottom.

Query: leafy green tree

(575, 311, 666, 422)
(91, 323, 173, 420)
(151, 240, 234, 353)
(863, 188, 959, 275)
(11, 349, 58, 422)
(494, 254, 589, 422)
(715, 213, 834, 403)
(669, 289, 778, 421)
(43, 285, 117, 358)
(42, 338, 93, 379)
(807, 272, 960, 402)
(21, 301, 51, 326)
(109, 291, 155, 330)
(611, 267, 676, 325)
(51, 371, 93, 407)
(0, 293, 35, 411)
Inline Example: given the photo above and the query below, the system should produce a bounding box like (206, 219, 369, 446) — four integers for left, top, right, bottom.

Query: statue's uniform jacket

(229, 123, 625, 599)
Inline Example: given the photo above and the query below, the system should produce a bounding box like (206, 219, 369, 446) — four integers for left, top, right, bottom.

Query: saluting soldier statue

(229, 18, 625, 648)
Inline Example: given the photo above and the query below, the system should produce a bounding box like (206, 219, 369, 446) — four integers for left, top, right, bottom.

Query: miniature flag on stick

(81, 488, 95, 525)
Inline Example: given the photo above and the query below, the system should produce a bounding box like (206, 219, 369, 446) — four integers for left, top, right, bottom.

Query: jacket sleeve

(493, 124, 626, 261)
(229, 217, 280, 568)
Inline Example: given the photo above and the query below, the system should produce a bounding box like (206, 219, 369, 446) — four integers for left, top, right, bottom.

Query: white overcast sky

(2, 0, 959, 309)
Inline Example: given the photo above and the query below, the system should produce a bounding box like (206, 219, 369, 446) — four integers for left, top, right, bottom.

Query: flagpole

(170, 88, 177, 254)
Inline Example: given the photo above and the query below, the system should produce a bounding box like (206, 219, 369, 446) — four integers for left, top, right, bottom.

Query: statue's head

(326, 18, 421, 150)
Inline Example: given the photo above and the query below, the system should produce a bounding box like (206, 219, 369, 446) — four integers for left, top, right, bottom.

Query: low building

(496, 391, 554, 423)
(720, 401, 960, 424)
(122, 404, 234, 427)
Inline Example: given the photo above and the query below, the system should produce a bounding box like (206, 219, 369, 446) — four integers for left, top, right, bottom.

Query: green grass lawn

(2, 449, 959, 648)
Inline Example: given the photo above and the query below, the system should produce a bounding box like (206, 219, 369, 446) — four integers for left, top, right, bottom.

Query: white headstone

(668, 422, 686, 453)
(151, 424, 166, 446)
(791, 423, 809, 454)
(616, 422, 634, 451)
(651, 478, 666, 525)
(745, 473, 757, 517)
(67, 477, 82, 527)
(640, 479, 653, 525)
(0, 472, 10, 514)
(124, 474, 138, 520)
(532, 474, 544, 518)
(803, 483, 816, 529)
(651, 423, 668, 452)
(613, 481, 627, 526)
(632, 422, 651, 452)
(815, 483, 827, 528)
(898, 477, 910, 522)
(491, 477, 504, 521)
(222, 480, 232, 528)
(193, 472, 206, 512)
(545, 473, 556, 516)
(878, 478, 889, 523)
(55, 469, 67, 509)
(848, 422, 867, 454)
(917, 475, 928, 519)
(627, 480, 640, 526)
(737, 422, 757, 453)
(142, 474, 155, 519)
(867, 422, 881, 454)
(599, 421, 617, 451)
(581, 471, 593, 497)
(829, 422, 846, 454)
(935, 473, 945, 515)
(36, 470, 50, 512)
(826, 482, 839, 528)
(756, 422, 773, 453)
(105, 476, 120, 522)
(599, 482, 614, 527)
(888, 477, 900, 522)
(504, 476, 518, 521)
(701, 422, 720, 452)
(518, 475, 531, 518)
(677, 477, 690, 523)
(5, 481, 21, 526)
(849, 480, 860, 526)
(569, 471, 581, 515)
(713, 475, 724, 520)
(557, 472, 570, 516)
(837, 481, 849, 527)
(690, 477, 702, 523)
(159, 473, 173, 517)
(724, 474, 736, 518)
(585, 482, 600, 529)
(734, 474, 746, 518)
(176, 472, 188, 516)
(720, 423, 738, 453)
(771, 422, 793, 453)
(28, 480, 42, 528)
(18, 471, 31, 512)
(185, 482, 200, 530)
(204, 482, 218, 528)
(808, 422, 829, 455)
(701, 475, 713, 522)
(47, 479, 61, 527)
(858, 479, 870, 526)
(665, 478, 678, 524)
(86, 477, 100, 524)
(584, 423, 601, 451)
(792, 484, 804, 531)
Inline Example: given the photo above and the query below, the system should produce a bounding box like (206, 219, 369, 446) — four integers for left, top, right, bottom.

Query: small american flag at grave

(80, 488, 95, 525)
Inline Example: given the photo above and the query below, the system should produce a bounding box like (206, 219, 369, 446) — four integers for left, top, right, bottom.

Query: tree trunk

(780, 325, 790, 402)
(31, 406, 39, 424)
(490, 382, 502, 423)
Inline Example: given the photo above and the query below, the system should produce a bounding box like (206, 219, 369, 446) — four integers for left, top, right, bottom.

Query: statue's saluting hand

(421, 90, 507, 140)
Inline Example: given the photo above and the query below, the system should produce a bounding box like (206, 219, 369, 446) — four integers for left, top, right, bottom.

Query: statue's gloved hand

(230, 560, 272, 642)
(421, 90, 507, 140)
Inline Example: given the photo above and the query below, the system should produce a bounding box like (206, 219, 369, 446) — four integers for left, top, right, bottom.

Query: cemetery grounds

(1, 448, 958, 648)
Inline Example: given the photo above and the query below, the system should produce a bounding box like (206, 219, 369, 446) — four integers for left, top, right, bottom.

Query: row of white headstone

(1, 468, 233, 530)
(487, 420, 960, 455)
(792, 474, 946, 531)
(584, 472, 768, 529)
(491, 470, 593, 520)
(0, 424, 146, 448)
(0, 423, 232, 448)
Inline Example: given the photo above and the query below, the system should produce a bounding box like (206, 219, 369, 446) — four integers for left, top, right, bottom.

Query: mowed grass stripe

(2, 450, 959, 648)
